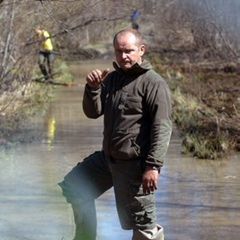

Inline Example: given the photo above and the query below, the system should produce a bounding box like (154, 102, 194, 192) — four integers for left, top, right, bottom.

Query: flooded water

(0, 59, 240, 240)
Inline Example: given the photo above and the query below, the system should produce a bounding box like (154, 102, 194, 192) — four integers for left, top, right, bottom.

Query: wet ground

(0, 59, 240, 240)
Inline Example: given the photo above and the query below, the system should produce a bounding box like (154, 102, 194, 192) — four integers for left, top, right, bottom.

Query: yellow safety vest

(39, 30, 53, 51)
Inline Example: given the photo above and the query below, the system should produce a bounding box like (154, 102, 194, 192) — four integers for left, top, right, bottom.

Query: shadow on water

(0, 59, 239, 240)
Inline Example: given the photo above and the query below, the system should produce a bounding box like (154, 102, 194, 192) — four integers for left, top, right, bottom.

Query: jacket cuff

(85, 83, 101, 91)
(146, 164, 161, 173)
(145, 159, 163, 168)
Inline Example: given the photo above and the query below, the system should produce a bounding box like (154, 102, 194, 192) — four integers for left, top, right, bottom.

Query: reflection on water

(0, 60, 239, 240)
(46, 116, 56, 148)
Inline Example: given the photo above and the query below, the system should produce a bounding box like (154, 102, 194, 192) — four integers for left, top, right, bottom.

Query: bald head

(113, 29, 143, 48)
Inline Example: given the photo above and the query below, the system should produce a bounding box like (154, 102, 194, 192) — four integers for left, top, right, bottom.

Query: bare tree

(1, 0, 15, 79)
(1, 0, 240, 86)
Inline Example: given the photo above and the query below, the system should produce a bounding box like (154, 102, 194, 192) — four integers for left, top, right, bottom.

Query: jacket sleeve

(145, 77, 172, 168)
(82, 84, 104, 119)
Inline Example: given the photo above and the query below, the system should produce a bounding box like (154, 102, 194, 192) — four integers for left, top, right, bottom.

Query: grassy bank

(0, 61, 73, 146)
(151, 56, 240, 159)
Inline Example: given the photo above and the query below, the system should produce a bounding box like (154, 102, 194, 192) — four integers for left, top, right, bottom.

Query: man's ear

(140, 45, 146, 56)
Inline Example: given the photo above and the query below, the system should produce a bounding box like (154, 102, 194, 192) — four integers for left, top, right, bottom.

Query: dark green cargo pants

(58, 151, 158, 240)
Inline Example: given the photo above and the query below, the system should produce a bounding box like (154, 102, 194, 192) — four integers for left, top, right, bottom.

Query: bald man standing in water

(59, 29, 172, 240)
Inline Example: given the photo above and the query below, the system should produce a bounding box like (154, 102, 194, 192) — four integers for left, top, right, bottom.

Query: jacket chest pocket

(122, 95, 143, 114)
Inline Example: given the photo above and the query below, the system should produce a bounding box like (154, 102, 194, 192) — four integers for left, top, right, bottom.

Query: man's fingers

(86, 68, 110, 88)
(88, 69, 109, 81)
(143, 182, 157, 194)
(92, 70, 102, 82)
(102, 68, 110, 80)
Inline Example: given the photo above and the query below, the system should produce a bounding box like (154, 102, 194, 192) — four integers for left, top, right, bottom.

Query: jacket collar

(113, 60, 152, 76)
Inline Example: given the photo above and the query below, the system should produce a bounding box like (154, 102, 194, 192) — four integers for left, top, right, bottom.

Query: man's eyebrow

(116, 48, 135, 52)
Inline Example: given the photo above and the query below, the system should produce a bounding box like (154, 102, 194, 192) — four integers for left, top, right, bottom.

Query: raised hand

(86, 69, 110, 88)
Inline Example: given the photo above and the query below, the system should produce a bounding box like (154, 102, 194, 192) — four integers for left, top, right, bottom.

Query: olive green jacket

(83, 60, 172, 167)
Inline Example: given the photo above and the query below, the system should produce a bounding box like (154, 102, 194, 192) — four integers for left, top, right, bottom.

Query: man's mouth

(122, 61, 131, 65)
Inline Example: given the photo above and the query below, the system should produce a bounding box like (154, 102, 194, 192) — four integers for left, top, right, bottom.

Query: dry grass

(152, 58, 240, 159)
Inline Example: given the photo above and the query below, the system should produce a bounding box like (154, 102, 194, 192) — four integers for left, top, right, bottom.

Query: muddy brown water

(0, 59, 240, 240)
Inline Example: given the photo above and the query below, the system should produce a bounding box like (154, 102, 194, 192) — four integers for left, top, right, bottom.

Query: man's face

(114, 33, 145, 71)
(35, 29, 42, 35)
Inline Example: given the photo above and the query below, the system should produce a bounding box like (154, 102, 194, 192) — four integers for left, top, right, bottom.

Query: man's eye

(121, 50, 133, 55)
(116, 50, 133, 54)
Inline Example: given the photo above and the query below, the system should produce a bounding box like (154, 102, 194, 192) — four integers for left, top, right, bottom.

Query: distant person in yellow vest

(35, 27, 54, 81)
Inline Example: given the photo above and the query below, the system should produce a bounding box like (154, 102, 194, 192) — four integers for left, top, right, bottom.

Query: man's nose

(121, 52, 127, 58)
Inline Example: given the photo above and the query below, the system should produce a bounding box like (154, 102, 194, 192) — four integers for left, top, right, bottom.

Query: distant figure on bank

(59, 29, 172, 240)
(35, 27, 54, 81)
(131, 9, 140, 30)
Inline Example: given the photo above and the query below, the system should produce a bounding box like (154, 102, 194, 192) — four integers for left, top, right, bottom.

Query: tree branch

(25, 16, 125, 46)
